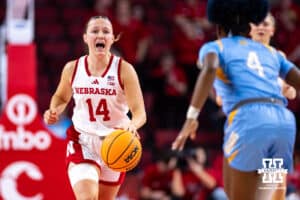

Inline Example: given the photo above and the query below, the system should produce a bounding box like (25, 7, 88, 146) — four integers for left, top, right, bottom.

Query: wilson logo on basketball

(124, 146, 139, 163)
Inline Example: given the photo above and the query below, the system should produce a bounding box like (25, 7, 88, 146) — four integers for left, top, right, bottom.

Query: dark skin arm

(172, 53, 218, 151)
(285, 67, 300, 90)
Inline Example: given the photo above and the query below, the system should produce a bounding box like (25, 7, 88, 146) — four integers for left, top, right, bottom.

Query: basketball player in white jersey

(43, 16, 146, 200)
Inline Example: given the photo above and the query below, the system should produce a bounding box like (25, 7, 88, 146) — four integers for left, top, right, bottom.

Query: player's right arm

(278, 78, 297, 100)
(43, 61, 75, 124)
(276, 50, 299, 96)
(285, 67, 300, 92)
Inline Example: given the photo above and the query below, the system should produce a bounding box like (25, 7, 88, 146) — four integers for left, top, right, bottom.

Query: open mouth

(258, 32, 265, 36)
(95, 42, 105, 50)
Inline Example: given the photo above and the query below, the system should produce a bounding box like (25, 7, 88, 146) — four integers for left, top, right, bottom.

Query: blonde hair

(84, 15, 121, 42)
(267, 12, 276, 28)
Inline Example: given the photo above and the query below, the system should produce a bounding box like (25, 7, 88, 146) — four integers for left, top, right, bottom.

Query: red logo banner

(0, 45, 74, 200)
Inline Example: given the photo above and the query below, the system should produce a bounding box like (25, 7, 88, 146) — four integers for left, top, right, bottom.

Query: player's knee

(68, 163, 99, 187)
(68, 163, 100, 199)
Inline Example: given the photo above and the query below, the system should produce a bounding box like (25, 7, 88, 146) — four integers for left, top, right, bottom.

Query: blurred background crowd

(0, 0, 300, 199)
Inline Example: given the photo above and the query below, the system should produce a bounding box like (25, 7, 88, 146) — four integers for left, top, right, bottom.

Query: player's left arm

(190, 52, 218, 109)
(172, 52, 218, 151)
(121, 60, 147, 132)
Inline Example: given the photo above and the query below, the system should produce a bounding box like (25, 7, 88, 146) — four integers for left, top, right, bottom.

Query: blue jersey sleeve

(198, 41, 221, 68)
(277, 50, 294, 79)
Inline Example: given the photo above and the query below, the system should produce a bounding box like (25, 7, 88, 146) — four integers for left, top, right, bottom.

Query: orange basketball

(101, 129, 142, 172)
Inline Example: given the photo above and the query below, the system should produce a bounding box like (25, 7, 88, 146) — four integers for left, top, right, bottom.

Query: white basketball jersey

(71, 55, 130, 136)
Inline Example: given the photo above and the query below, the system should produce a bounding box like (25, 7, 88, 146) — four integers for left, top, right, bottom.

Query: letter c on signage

(0, 161, 43, 200)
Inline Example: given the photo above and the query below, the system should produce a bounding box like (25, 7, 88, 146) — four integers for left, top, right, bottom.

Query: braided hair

(207, 0, 269, 35)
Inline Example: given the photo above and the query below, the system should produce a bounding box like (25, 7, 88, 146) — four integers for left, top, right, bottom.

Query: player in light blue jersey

(172, 0, 300, 200)
(250, 12, 297, 100)
(214, 13, 297, 106)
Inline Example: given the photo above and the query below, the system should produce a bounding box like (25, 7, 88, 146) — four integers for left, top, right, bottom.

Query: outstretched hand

(171, 119, 198, 151)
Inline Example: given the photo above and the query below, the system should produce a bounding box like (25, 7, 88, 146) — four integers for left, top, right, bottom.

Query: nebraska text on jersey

(74, 87, 117, 95)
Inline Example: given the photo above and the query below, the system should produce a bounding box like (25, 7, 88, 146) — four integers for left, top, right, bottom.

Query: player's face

(84, 18, 115, 56)
(250, 15, 275, 45)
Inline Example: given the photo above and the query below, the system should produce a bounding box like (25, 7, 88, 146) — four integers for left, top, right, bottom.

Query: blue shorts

(223, 103, 296, 172)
